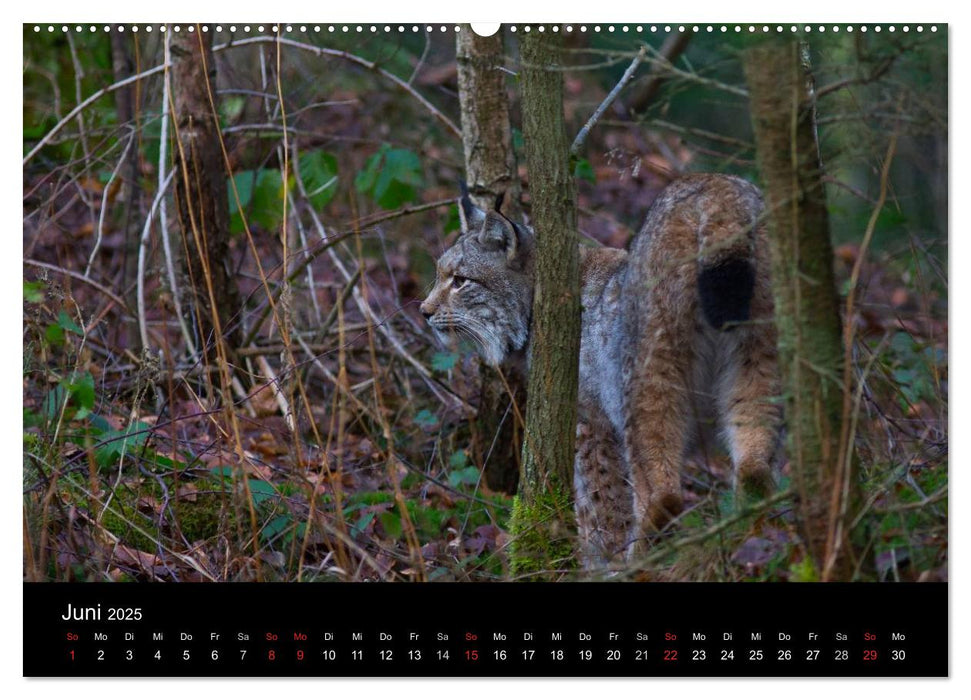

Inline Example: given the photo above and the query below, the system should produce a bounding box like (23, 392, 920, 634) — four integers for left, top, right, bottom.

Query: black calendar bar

(24, 582, 947, 677)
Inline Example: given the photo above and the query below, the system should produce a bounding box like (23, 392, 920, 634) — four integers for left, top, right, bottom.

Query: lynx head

(419, 186, 534, 367)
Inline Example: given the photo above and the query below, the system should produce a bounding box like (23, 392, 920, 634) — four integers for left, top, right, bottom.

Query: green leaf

(57, 310, 83, 336)
(354, 144, 386, 194)
(260, 514, 293, 541)
(789, 556, 819, 582)
(414, 409, 439, 429)
(219, 95, 246, 125)
(42, 385, 67, 422)
(228, 169, 285, 233)
(247, 480, 277, 506)
(94, 420, 152, 467)
(23, 281, 44, 304)
(379, 510, 403, 539)
(443, 203, 461, 233)
(355, 145, 423, 210)
(448, 466, 480, 488)
(350, 511, 376, 538)
(67, 372, 95, 420)
(44, 323, 64, 347)
(431, 351, 458, 373)
(89, 414, 112, 433)
(299, 151, 339, 209)
(448, 450, 469, 469)
(574, 157, 596, 184)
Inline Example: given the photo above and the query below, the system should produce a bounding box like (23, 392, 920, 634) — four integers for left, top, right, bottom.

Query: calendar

(24, 583, 946, 676)
(22, 19, 950, 682)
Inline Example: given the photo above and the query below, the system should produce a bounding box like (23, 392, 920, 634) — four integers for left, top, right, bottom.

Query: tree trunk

(743, 40, 859, 581)
(170, 26, 241, 356)
(509, 27, 581, 578)
(456, 25, 525, 494)
(109, 28, 143, 349)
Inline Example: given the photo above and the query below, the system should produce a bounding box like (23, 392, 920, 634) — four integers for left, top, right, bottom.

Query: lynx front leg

(574, 420, 633, 567)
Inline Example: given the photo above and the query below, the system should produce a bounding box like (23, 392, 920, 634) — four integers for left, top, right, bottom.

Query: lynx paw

(633, 487, 684, 535)
(736, 459, 775, 500)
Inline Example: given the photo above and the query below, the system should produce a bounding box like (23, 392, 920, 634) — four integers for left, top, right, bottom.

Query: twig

(611, 118, 753, 151)
(24, 63, 169, 166)
(24, 259, 128, 311)
(409, 28, 432, 85)
(288, 141, 322, 324)
(136, 170, 176, 351)
(571, 46, 647, 157)
(85, 129, 135, 276)
(159, 30, 197, 362)
(216, 35, 461, 139)
(622, 487, 796, 574)
(255, 355, 294, 430)
(816, 55, 896, 99)
(827, 129, 899, 581)
(639, 52, 748, 98)
(240, 230, 357, 348)
(65, 32, 95, 228)
(626, 32, 693, 114)
(348, 198, 455, 231)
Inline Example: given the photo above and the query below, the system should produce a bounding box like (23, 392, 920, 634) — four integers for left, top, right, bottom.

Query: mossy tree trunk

(170, 26, 242, 357)
(456, 25, 526, 495)
(509, 27, 581, 579)
(744, 40, 859, 581)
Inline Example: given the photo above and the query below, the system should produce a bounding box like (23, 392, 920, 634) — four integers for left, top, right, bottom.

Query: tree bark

(743, 40, 859, 581)
(456, 25, 525, 494)
(456, 26, 522, 219)
(509, 27, 581, 578)
(170, 26, 242, 356)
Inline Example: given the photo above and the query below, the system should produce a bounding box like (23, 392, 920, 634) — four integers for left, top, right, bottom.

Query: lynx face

(420, 199, 534, 367)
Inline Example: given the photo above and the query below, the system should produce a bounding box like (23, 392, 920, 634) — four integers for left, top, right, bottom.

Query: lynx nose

(419, 302, 434, 320)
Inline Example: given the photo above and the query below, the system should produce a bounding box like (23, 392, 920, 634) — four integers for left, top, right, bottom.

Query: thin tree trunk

(109, 28, 143, 349)
(744, 40, 859, 580)
(456, 26, 522, 219)
(509, 27, 581, 578)
(170, 27, 242, 356)
(456, 25, 525, 494)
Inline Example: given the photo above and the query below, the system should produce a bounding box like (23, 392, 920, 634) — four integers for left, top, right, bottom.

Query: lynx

(420, 174, 782, 566)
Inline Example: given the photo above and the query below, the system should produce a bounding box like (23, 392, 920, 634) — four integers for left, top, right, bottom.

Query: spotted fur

(421, 174, 782, 567)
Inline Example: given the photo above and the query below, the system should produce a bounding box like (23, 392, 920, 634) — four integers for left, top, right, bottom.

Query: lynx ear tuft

(459, 180, 486, 229)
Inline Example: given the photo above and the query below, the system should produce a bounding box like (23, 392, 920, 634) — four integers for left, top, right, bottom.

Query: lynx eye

(451, 275, 470, 290)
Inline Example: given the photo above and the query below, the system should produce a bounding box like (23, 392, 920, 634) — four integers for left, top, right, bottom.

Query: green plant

(354, 144, 423, 209)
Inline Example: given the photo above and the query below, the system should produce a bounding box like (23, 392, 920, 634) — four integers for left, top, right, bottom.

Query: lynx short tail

(692, 175, 763, 330)
(698, 257, 756, 330)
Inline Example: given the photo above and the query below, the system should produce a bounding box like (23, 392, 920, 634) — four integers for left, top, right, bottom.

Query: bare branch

(220, 36, 461, 139)
(570, 46, 646, 157)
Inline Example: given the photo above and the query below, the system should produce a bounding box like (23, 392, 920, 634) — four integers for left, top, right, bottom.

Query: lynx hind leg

(622, 283, 693, 536)
(718, 285, 782, 498)
(574, 421, 633, 568)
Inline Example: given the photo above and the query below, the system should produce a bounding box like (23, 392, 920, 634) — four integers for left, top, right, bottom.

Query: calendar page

(22, 19, 948, 679)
